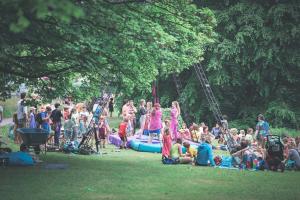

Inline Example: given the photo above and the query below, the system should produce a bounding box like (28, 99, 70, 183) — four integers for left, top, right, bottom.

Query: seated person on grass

(179, 123, 191, 140)
(190, 123, 200, 143)
(170, 138, 193, 164)
(283, 137, 300, 170)
(183, 142, 197, 159)
(195, 135, 215, 167)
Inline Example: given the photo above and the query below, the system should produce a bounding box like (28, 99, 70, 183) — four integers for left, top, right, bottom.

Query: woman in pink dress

(162, 128, 172, 158)
(170, 101, 180, 141)
(148, 103, 162, 143)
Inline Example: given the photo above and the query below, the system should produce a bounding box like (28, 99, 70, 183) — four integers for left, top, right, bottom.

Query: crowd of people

(6, 92, 300, 171)
(11, 93, 115, 149)
(118, 99, 300, 170)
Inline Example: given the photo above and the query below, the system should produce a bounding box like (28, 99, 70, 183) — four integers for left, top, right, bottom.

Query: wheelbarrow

(17, 128, 49, 154)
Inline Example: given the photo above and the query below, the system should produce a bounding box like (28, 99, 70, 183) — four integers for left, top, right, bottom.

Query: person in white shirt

(16, 92, 27, 128)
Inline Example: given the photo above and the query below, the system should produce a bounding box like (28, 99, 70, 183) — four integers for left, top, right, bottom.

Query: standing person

(98, 116, 108, 148)
(143, 102, 152, 136)
(13, 112, 20, 144)
(63, 106, 70, 120)
(118, 118, 129, 149)
(122, 100, 130, 119)
(255, 114, 270, 147)
(29, 107, 36, 128)
(108, 98, 114, 118)
(41, 106, 51, 135)
(162, 128, 172, 159)
(128, 100, 137, 135)
(136, 99, 147, 138)
(148, 103, 162, 143)
(64, 115, 75, 141)
(50, 103, 63, 147)
(170, 101, 180, 141)
(0, 104, 3, 123)
(245, 128, 254, 144)
(16, 92, 27, 129)
(70, 108, 79, 141)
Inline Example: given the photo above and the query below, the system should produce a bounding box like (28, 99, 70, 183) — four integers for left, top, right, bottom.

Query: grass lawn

(0, 97, 18, 118)
(0, 117, 300, 200)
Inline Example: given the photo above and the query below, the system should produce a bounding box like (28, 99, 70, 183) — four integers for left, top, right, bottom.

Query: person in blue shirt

(41, 106, 52, 135)
(211, 122, 221, 139)
(195, 135, 215, 166)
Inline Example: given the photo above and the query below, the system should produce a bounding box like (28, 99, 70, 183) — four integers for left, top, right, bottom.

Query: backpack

(35, 112, 43, 124)
(162, 157, 179, 164)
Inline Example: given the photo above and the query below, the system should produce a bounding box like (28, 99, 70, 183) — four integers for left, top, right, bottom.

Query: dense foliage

(0, 0, 299, 130)
(158, 0, 300, 129)
(0, 0, 215, 101)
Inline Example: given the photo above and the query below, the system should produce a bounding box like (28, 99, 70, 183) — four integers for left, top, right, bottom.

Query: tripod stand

(78, 94, 111, 154)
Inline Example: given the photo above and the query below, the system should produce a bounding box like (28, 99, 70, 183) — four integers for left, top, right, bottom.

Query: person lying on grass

(195, 135, 215, 167)
(170, 138, 193, 164)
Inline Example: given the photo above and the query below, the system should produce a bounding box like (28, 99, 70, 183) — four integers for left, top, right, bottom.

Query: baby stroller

(265, 135, 285, 172)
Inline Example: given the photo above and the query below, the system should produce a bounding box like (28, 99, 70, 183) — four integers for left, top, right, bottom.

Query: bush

(270, 127, 300, 137)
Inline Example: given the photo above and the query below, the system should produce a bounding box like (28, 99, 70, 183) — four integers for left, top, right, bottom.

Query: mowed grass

(0, 96, 18, 118)
(0, 117, 300, 200)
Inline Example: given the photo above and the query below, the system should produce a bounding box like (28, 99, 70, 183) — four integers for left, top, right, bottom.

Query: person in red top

(118, 118, 129, 149)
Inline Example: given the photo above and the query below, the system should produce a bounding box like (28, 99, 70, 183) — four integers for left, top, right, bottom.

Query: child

(13, 112, 21, 144)
(179, 123, 191, 140)
(170, 138, 192, 164)
(29, 107, 36, 128)
(118, 118, 128, 149)
(98, 116, 108, 148)
(183, 142, 197, 158)
(230, 128, 239, 143)
(238, 130, 246, 142)
(190, 124, 200, 143)
(202, 126, 209, 135)
(245, 128, 254, 144)
(162, 128, 172, 159)
(64, 115, 75, 142)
